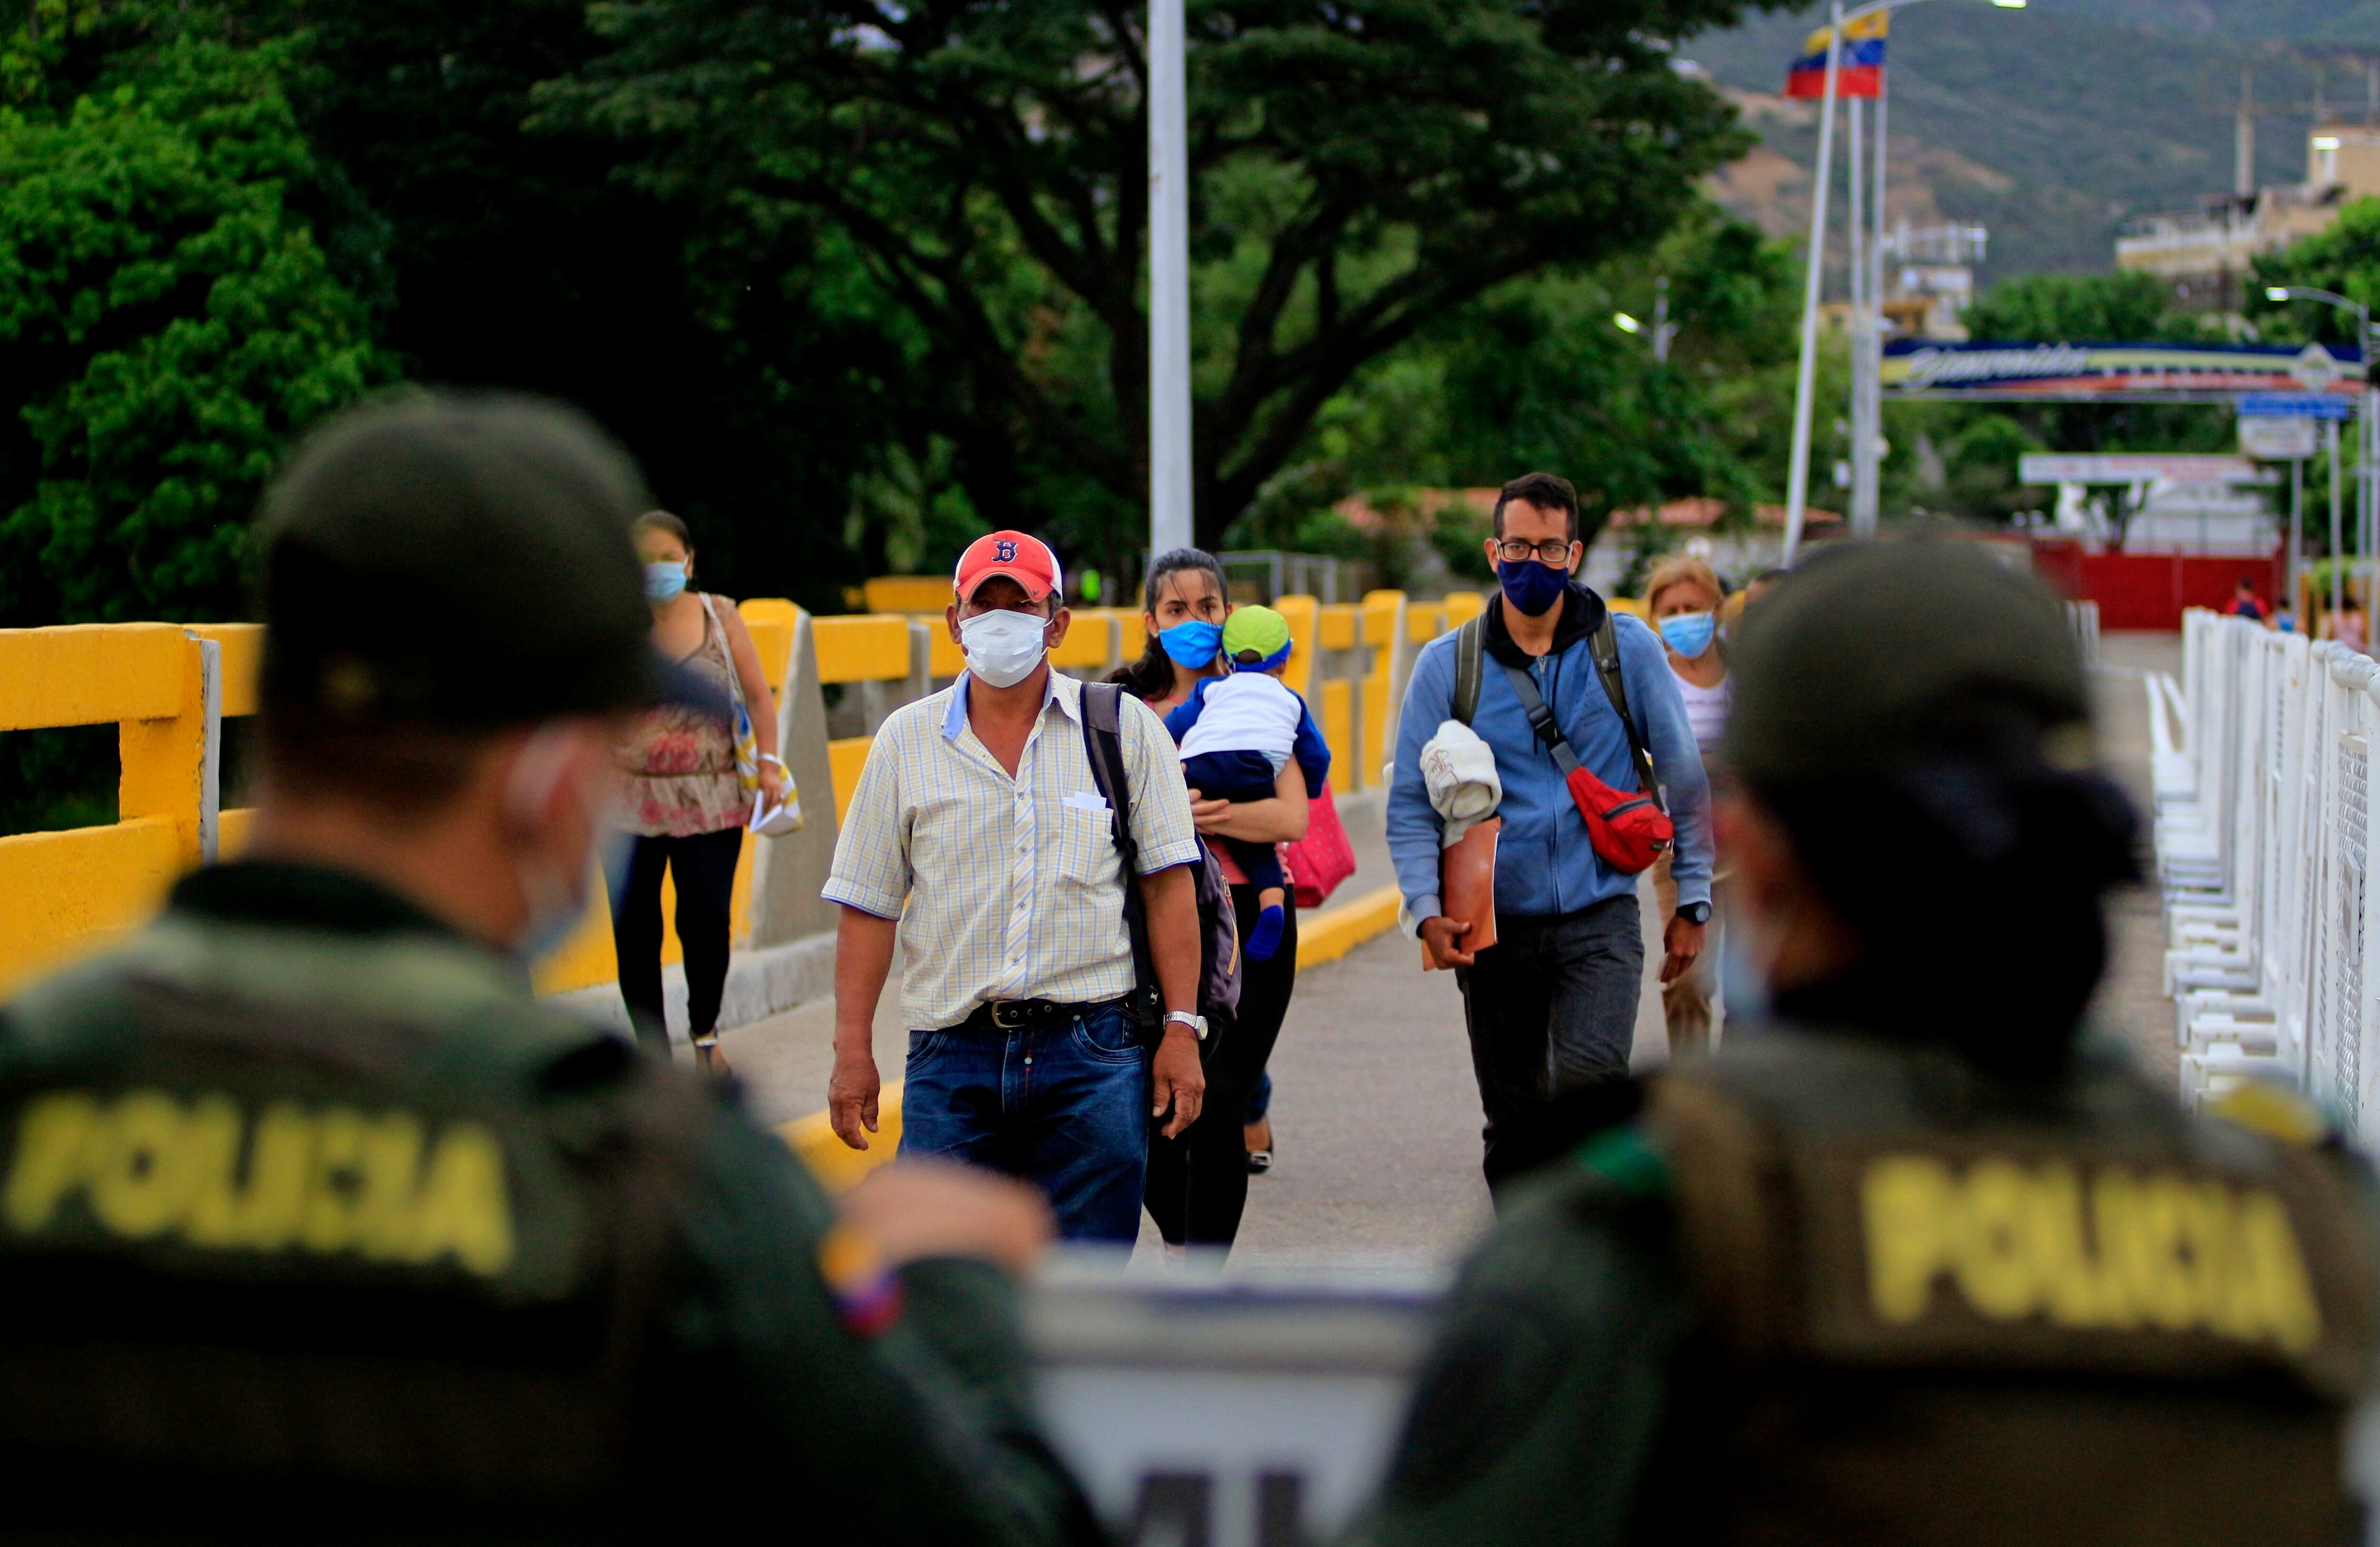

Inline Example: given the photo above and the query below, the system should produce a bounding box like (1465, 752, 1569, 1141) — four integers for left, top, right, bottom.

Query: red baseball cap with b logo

(953, 530, 1062, 602)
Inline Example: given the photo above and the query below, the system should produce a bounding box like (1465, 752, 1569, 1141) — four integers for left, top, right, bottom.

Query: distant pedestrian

(2230, 576, 2268, 625)
(1116, 549, 1311, 1251)
(613, 511, 790, 1071)
(1644, 553, 1731, 1058)
(1388, 473, 1715, 1193)
(825, 531, 1209, 1242)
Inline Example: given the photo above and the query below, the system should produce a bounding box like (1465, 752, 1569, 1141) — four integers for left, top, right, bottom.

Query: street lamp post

(2267, 285, 2373, 630)
(1783, 0, 2025, 563)
(1149, 0, 1193, 557)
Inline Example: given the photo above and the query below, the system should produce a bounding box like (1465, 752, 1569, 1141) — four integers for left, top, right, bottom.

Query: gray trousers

(1453, 893, 1644, 1192)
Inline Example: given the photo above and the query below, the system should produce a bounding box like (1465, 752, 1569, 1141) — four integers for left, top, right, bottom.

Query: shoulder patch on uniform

(2207, 1082, 2331, 1149)
(1573, 1124, 1670, 1197)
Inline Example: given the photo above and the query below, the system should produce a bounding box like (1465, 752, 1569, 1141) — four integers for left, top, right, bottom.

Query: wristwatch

(1163, 1009, 1210, 1041)
(1676, 901, 1712, 926)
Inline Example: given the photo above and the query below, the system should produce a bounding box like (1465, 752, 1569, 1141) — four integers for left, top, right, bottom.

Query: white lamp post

(1149, 0, 1194, 557)
(2268, 285, 2373, 629)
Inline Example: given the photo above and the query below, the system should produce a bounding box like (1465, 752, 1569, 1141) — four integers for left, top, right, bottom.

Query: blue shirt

(1388, 589, 1714, 922)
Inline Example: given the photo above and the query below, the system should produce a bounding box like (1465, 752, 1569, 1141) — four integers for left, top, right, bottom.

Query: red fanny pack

(1500, 619, 1673, 877)
(1562, 764, 1673, 875)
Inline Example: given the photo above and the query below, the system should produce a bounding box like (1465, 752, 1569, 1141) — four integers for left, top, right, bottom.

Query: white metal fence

(2155, 608, 2380, 1127)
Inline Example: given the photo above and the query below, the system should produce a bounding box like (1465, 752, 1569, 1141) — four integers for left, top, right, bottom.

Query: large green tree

(550, 0, 1775, 550)
(0, 35, 386, 625)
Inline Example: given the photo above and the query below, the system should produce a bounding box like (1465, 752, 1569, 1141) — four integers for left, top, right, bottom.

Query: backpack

(1080, 681, 1243, 1034)
(1450, 611, 1674, 875)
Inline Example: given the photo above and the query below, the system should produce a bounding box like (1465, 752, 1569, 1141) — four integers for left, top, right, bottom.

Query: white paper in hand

(749, 786, 803, 837)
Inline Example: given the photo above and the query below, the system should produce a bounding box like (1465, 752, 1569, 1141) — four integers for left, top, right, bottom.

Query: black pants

(612, 826, 744, 1054)
(1455, 894, 1644, 1195)
(1144, 884, 1298, 1249)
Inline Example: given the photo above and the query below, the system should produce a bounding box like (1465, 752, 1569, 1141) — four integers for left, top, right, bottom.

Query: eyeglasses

(1494, 538, 1575, 564)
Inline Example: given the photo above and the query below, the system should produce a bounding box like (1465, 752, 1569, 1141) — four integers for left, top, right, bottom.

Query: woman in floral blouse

(614, 511, 789, 1070)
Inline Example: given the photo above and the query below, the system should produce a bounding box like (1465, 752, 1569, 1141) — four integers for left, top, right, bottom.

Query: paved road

(712, 631, 2181, 1272)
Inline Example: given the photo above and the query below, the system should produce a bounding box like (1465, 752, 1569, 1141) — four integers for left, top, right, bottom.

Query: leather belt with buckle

(973, 995, 1124, 1031)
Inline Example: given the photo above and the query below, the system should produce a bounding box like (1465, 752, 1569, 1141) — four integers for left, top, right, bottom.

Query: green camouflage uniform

(0, 397, 1094, 1544)
(0, 860, 1090, 1543)
(1355, 542, 2380, 1547)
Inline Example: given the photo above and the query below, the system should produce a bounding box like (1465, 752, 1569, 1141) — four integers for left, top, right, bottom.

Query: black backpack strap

(1589, 617, 1665, 810)
(1079, 683, 1160, 1021)
(1451, 616, 1485, 726)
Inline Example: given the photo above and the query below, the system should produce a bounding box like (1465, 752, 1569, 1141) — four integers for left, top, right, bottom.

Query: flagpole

(1867, 66, 1889, 537)
(1782, 0, 1844, 567)
(1847, 93, 1869, 538)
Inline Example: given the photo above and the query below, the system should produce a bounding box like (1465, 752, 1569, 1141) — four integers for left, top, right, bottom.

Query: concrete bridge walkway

(713, 631, 2180, 1271)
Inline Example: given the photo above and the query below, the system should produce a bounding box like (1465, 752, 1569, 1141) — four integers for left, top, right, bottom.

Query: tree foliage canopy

(0, 35, 385, 624)
(551, 0, 1774, 547)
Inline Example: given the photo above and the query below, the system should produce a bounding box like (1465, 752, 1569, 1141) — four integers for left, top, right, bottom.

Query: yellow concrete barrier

(829, 737, 873, 823)
(1319, 679, 1354, 796)
(1274, 595, 1319, 698)
(863, 576, 951, 613)
(813, 614, 913, 684)
(1295, 884, 1401, 969)
(1317, 603, 1358, 652)
(0, 624, 186, 729)
(0, 818, 184, 995)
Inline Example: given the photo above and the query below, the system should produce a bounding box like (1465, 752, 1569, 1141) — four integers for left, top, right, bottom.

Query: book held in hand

(1424, 816, 1499, 969)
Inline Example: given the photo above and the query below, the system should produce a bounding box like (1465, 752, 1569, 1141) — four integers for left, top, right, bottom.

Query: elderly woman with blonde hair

(1642, 552, 1733, 1057)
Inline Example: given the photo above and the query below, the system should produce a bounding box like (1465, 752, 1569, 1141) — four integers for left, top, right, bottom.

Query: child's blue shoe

(1247, 903, 1286, 961)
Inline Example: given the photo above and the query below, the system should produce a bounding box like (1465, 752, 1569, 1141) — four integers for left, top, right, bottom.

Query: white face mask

(959, 607, 1051, 689)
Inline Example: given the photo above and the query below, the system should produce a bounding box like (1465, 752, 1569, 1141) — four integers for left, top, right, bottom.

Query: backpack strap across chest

(1453, 611, 1662, 806)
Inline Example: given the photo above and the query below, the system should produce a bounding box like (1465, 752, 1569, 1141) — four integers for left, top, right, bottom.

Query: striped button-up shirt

(823, 671, 1201, 1031)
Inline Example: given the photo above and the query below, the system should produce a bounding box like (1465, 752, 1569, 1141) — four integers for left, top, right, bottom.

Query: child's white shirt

(1178, 672, 1303, 765)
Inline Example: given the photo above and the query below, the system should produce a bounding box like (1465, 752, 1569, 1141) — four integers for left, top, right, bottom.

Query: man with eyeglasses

(1387, 472, 1714, 1194)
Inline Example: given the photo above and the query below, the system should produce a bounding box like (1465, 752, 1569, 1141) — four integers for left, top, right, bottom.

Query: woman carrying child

(1114, 550, 1311, 1254)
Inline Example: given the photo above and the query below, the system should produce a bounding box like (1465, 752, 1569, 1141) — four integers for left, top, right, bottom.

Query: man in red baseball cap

(825, 528, 1210, 1244)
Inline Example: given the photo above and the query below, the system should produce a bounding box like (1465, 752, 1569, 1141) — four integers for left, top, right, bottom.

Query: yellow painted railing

(0, 588, 1490, 1006)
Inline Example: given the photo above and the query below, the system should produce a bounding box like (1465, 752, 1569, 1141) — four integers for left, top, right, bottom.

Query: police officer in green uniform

(0, 396, 1096, 1545)
(1351, 541, 2380, 1547)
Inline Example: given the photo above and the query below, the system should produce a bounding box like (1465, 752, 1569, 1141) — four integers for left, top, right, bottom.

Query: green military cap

(257, 394, 661, 726)
(1723, 540, 2089, 785)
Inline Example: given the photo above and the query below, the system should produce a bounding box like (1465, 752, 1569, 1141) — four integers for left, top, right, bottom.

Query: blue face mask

(1497, 557, 1570, 618)
(1658, 611, 1716, 659)
(1157, 618, 1223, 668)
(644, 561, 687, 603)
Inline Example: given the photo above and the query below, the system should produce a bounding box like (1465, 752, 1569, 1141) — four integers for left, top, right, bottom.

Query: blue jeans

(897, 999, 1150, 1242)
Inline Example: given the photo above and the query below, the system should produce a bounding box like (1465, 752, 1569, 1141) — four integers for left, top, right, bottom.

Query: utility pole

(1147, 0, 1193, 557)
(2235, 68, 2255, 200)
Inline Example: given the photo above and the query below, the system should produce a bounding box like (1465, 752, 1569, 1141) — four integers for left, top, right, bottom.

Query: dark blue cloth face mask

(1158, 619, 1224, 668)
(1497, 557, 1570, 617)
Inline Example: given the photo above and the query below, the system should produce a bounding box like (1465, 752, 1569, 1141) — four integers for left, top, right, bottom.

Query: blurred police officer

(1351, 542, 2380, 1547)
(0, 396, 1094, 1546)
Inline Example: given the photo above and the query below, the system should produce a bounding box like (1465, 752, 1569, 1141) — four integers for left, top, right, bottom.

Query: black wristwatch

(1676, 901, 1712, 926)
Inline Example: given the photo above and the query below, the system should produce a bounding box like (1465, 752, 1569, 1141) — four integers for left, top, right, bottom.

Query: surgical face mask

(644, 561, 687, 603)
(1157, 618, 1223, 669)
(1497, 556, 1569, 617)
(960, 606, 1051, 689)
(1658, 611, 1716, 659)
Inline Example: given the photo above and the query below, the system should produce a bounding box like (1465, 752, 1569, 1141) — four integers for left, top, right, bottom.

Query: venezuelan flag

(1784, 11, 1887, 99)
